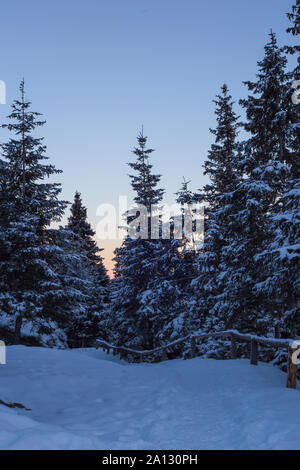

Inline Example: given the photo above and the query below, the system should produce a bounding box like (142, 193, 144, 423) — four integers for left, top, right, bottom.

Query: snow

(0, 345, 299, 450)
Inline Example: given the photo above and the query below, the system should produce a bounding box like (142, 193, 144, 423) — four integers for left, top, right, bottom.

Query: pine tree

(172, 178, 201, 346)
(217, 32, 294, 338)
(175, 178, 198, 252)
(285, 1, 300, 176)
(0, 81, 68, 344)
(63, 191, 110, 343)
(254, 7, 300, 345)
(135, 231, 185, 354)
(109, 236, 158, 349)
(285, 1, 300, 60)
(190, 84, 240, 349)
(108, 131, 171, 351)
(67, 191, 109, 287)
(240, 31, 293, 176)
(49, 226, 106, 344)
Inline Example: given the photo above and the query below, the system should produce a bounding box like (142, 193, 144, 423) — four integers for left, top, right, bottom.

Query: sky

(0, 0, 296, 276)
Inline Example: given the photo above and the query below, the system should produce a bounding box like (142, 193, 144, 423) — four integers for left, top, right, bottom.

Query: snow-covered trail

(0, 346, 299, 449)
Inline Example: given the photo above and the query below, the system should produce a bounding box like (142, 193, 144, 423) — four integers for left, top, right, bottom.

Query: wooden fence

(95, 330, 300, 389)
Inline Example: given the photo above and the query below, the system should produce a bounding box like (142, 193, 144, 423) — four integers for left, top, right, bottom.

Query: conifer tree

(108, 131, 170, 351)
(50, 226, 107, 344)
(0, 81, 68, 343)
(254, 7, 300, 344)
(285, 1, 300, 61)
(218, 32, 294, 337)
(175, 178, 198, 252)
(128, 131, 164, 211)
(285, 1, 300, 175)
(172, 179, 201, 345)
(63, 191, 110, 343)
(191, 85, 240, 345)
(67, 191, 109, 287)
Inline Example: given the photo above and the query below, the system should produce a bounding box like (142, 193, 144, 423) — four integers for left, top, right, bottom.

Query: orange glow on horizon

(98, 238, 122, 279)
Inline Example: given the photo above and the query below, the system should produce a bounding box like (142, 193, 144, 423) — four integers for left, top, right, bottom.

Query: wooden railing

(95, 329, 300, 389)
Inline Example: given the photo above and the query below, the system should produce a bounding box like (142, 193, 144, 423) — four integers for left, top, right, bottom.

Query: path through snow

(0, 346, 299, 449)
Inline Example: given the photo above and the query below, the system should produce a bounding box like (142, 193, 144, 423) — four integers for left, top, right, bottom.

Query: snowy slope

(0, 346, 299, 450)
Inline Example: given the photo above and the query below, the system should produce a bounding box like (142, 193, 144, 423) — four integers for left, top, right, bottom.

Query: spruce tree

(63, 191, 109, 343)
(254, 6, 300, 344)
(285, 1, 300, 61)
(128, 131, 164, 211)
(67, 191, 109, 287)
(135, 230, 185, 353)
(285, 1, 300, 175)
(172, 178, 200, 346)
(219, 32, 294, 337)
(175, 178, 198, 252)
(191, 84, 240, 348)
(108, 131, 169, 351)
(49, 226, 106, 344)
(0, 81, 68, 343)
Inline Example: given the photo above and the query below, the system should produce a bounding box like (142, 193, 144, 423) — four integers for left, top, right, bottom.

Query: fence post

(286, 344, 299, 389)
(119, 349, 126, 360)
(250, 339, 258, 365)
(230, 334, 237, 359)
(190, 336, 197, 358)
(162, 348, 168, 361)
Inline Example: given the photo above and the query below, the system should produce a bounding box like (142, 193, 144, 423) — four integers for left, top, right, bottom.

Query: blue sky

(0, 0, 296, 273)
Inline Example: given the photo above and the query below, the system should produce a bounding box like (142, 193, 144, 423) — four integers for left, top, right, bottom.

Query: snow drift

(0, 346, 299, 450)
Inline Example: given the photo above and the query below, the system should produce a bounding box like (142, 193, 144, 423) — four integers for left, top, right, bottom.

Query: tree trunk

(190, 336, 197, 358)
(230, 334, 237, 359)
(162, 349, 168, 361)
(250, 339, 258, 365)
(286, 345, 298, 389)
(14, 315, 23, 344)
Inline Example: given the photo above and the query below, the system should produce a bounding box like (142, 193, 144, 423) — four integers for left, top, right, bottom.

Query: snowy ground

(0, 345, 299, 450)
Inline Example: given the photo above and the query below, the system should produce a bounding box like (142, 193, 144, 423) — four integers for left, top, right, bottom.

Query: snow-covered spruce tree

(172, 178, 201, 341)
(253, 8, 300, 351)
(0, 160, 13, 339)
(111, 226, 185, 356)
(45, 226, 107, 345)
(218, 31, 294, 340)
(109, 235, 159, 351)
(128, 131, 165, 212)
(64, 191, 109, 342)
(135, 229, 185, 354)
(285, 1, 300, 61)
(0, 81, 68, 345)
(108, 132, 165, 351)
(175, 177, 199, 253)
(190, 84, 241, 357)
(67, 191, 109, 288)
(285, 0, 300, 174)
